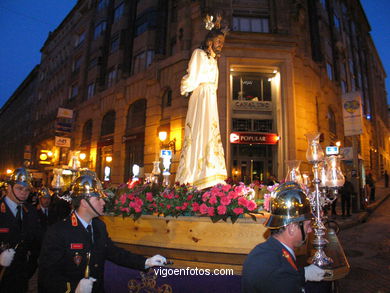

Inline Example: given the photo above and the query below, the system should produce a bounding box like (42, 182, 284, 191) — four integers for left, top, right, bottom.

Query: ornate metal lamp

(304, 132, 334, 267)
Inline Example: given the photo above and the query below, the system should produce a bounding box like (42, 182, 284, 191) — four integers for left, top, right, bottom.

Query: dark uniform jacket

(0, 198, 42, 293)
(39, 212, 147, 293)
(242, 236, 305, 293)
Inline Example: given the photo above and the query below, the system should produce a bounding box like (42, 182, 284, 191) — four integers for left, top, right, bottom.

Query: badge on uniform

(71, 213, 78, 226)
(71, 243, 84, 250)
(1, 202, 6, 213)
(73, 252, 82, 266)
(282, 249, 298, 271)
(0, 228, 9, 233)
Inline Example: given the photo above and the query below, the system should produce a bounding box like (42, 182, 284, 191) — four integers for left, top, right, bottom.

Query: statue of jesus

(175, 15, 227, 190)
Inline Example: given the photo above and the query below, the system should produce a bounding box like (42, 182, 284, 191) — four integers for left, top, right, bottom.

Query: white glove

(75, 277, 96, 293)
(0, 249, 15, 267)
(145, 254, 167, 268)
(304, 264, 325, 282)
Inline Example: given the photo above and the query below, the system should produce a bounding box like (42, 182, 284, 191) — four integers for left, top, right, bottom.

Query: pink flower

(238, 197, 248, 207)
(220, 196, 231, 206)
(202, 192, 210, 202)
(233, 207, 244, 215)
(247, 200, 257, 211)
(187, 195, 193, 201)
(210, 186, 220, 196)
(222, 184, 232, 192)
(234, 185, 245, 195)
(199, 203, 208, 215)
(207, 207, 215, 216)
(264, 193, 271, 211)
(217, 205, 227, 215)
(192, 202, 200, 212)
(209, 195, 218, 205)
(166, 204, 171, 209)
(134, 207, 142, 213)
(146, 192, 153, 202)
(175, 206, 181, 210)
(120, 194, 127, 205)
(228, 191, 238, 199)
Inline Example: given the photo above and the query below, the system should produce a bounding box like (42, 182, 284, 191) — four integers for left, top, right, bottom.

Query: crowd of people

(0, 168, 167, 293)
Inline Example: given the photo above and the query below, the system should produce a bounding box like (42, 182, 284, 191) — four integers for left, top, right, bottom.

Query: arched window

(82, 120, 93, 144)
(126, 99, 146, 134)
(101, 110, 116, 136)
(328, 107, 336, 135)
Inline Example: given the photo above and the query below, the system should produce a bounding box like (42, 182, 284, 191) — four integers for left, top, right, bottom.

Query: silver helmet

(9, 167, 32, 188)
(70, 173, 106, 199)
(264, 182, 312, 229)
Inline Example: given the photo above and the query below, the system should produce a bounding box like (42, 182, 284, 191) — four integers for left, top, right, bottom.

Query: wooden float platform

(102, 215, 349, 279)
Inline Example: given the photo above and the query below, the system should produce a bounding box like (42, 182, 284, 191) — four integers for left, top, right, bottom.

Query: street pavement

(335, 179, 390, 293)
(333, 179, 390, 231)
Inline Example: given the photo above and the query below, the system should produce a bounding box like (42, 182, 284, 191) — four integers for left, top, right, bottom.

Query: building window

(69, 83, 79, 99)
(110, 36, 120, 53)
(72, 57, 82, 73)
(232, 73, 272, 101)
(114, 2, 124, 22)
(126, 99, 146, 132)
(82, 120, 93, 144)
(320, 0, 327, 8)
(107, 68, 117, 87)
(97, 0, 108, 11)
(253, 120, 273, 132)
(94, 21, 107, 40)
(333, 13, 341, 31)
(101, 110, 116, 136)
(133, 50, 154, 74)
(326, 63, 333, 80)
(135, 9, 157, 36)
(88, 57, 98, 70)
(87, 82, 95, 99)
(75, 31, 86, 47)
(162, 88, 172, 107)
(328, 107, 336, 135)
(340, 80, 347, 94)
(232, 16, 269, 33)
(232, 119, 251, 132)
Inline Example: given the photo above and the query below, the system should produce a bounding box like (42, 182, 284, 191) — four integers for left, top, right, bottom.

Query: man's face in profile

(211, 35, 225, 57)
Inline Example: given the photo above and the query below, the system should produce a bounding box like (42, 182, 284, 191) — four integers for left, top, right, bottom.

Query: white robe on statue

(175, 48, 227, 190)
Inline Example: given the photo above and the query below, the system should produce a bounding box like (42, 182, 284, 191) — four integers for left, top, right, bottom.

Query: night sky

(0, 0, 389, 108)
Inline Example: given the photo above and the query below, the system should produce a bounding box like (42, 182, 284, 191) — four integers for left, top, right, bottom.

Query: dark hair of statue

(200, 28, 225, 57)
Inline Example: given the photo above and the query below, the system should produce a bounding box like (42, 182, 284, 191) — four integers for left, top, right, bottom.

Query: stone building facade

(0, 0, 388, 188)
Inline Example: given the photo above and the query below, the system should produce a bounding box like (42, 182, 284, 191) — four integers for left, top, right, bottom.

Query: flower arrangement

(109, 182, 269, 223)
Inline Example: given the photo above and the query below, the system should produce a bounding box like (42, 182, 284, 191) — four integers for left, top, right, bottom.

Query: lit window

(70, 84, 79, 99)
(75, 31, 86, 47)
(326, 63, 333, 80)
(72, 57, 82, 72)
(97, 0, 108, 11)
(94, 21, 107, 40)
(233, 16, 269, 33)
(110, 36, 120, 53)
(114, 2, 124, 22)
(107, 68, 117, 87)
(133, 50, 154, 74)
(87, 82, 95, 99)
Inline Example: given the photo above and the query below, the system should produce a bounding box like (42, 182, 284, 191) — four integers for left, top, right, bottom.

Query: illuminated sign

(326, 146, 339, 155)
(232, 100, 272, 112)
(230, 132, 279, 145)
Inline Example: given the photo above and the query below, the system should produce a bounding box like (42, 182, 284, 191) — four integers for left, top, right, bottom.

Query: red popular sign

(230, 132, 279, 145)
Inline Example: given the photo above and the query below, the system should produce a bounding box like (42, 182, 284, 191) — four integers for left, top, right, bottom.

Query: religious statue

(175, 15, 228, 190)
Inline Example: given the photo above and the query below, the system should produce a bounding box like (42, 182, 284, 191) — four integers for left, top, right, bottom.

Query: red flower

(220, 196, 231, 206)
(238, 197, 248, 207)
(217, 205, 227, 215)
(209, 195, 218, 205)
(192, 202, 200, 212)
(222, 184, 231, 192)
(146, 192, 153, 202)
(199, 203, 208, 215)
(233, 207, 244, 215)
(207, 207, 215, 216)
(247, 200, 257, 211)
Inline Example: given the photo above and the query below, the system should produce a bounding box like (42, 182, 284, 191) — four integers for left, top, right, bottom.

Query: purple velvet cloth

(104, 261, 241, 292)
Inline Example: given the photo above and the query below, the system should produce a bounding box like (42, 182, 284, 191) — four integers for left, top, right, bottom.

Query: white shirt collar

(74, 211, 92, 229)
(4, 196, 18, 217)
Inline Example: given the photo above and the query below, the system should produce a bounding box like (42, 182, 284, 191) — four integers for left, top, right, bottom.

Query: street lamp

(158, 131, 176, 154)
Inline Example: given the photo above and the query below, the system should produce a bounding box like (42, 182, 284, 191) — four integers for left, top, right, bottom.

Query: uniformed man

(242, 182, 325, 293)
(39, 172, 167, 293)
(36, 187, 54, 232)
(0, 167, 42, 293)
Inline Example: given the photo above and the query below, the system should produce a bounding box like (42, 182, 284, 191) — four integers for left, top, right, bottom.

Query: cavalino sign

(230, 132, 279, 145)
